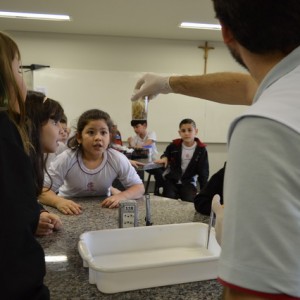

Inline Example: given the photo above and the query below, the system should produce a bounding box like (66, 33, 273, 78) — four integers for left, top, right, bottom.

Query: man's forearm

(169, 72, 257, 106)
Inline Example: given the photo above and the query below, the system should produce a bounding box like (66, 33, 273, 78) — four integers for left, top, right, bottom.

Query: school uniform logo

(87, 182, 95, 191)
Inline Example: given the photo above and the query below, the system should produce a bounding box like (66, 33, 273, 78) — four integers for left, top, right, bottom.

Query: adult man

(131, 1, 300, 298)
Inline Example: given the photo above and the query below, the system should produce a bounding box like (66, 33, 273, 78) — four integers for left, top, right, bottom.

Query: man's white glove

(131, 73, 172, 101)
(211, 194, 224, 246)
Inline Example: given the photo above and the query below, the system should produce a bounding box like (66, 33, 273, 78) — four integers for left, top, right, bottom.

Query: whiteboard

(33, 68, 247, 143)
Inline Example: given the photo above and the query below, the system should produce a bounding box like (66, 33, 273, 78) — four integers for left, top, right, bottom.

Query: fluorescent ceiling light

(180, 22, 221, 30)
(0, 11, 70, 21)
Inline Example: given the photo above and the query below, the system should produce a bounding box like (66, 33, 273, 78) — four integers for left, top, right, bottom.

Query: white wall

(10, 31, 245, 176)
(32, 68, 246, 144)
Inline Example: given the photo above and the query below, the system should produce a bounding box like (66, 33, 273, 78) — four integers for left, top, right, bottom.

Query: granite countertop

(38, 196, 223, 300)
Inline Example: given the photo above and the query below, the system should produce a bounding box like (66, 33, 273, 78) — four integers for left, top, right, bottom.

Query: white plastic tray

(78, 222, 221, 293)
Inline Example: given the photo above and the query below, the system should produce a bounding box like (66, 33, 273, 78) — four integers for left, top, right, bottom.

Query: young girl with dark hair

(25, 90, 64, 236)
(40, 109, 144, 214)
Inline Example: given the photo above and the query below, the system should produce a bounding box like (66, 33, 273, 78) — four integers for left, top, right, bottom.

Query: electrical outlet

(119, 200, 138, 228)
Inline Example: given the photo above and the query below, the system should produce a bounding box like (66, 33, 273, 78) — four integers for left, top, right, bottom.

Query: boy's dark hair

(212, 0, 300, 54)
(179, 118, 196, 128)
(130, 119, 147, 127)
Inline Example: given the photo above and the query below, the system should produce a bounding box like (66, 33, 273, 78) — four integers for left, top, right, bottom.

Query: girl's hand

(110, 187, 122, 195)
(101, 195, 121, 209)
(36, 212, 63, 236)
(57, 199, 82, 215)
(102, 184, 144, 209)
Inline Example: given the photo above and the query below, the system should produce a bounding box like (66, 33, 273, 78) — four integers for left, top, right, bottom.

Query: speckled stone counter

(38, 196, 223, 300)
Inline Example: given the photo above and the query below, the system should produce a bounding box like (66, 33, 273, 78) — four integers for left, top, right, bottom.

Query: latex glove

(131, 73, 172, 101)
(211, 194, 224, 246)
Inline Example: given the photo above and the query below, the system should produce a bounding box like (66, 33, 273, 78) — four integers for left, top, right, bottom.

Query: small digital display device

(119, 200, 138, 228)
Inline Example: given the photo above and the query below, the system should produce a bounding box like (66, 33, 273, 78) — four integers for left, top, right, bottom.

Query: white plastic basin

(78, 222, 221, 293)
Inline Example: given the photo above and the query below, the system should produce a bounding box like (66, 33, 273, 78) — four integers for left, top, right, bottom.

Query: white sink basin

(78, 222, 221, 294)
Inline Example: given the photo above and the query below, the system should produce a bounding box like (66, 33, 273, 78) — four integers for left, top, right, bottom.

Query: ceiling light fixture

(0, 11, 70, 21)
(179, 22, 221, 30)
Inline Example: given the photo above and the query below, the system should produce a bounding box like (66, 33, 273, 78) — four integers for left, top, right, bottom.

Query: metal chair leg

(145, 173, 152, 194)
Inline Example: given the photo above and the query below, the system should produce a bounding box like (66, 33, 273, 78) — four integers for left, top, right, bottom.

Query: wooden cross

(198, 41, 214, 74)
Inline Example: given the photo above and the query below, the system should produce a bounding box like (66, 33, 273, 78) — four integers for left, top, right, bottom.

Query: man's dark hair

(212, 0, 300, 54)
(130, 120, 147, 127)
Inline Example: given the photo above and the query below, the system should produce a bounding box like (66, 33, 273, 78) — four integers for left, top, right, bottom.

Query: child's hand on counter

(57, 198, 83, 215)
(101, 195, 121, 209)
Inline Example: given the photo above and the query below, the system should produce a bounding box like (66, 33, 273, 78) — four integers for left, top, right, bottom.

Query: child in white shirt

(40, 109, 144, 214)
(127, 119, 158, 158)
(128, 119, 164, 195)
(155, 118, 209, 201)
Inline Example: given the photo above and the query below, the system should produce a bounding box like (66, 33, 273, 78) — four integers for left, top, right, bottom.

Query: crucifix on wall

(198, 41, 214, 74)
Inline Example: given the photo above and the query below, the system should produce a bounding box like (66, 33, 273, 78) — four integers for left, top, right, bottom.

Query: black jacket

(0, 111, 49, 299)
(194, 163, 225, 215)
(162, 138, 209, 189)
